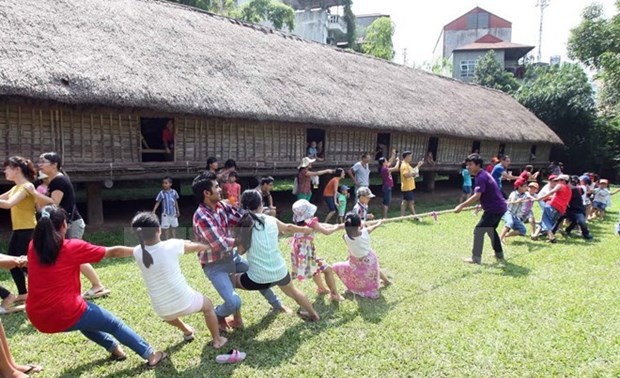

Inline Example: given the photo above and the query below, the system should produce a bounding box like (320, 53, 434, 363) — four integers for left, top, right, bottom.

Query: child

(499, 182, 528, 243)
(352, 187, 375, 221)
(337, 185, 350, 224)
(591, 179, 619, 220)
(232, 190, 320, 321)
(152, 176, 180, 239)
(459, 162, 472, 203)
(333, 213, 390, 299)
(520, 182, 539, 236)
(291, 200, 344, 301)
(222, 172, 241, 208)
(131, 212, 228, 348)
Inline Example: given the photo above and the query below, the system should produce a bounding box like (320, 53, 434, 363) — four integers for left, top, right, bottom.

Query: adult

(513, 164, 539, 189)
(296, 157, 333, 202)
(192, 171, 289, 331)
(206, 157, 235, 182)
(255, 176, 276, 217)
(26, 205, 166, 367)
(347, 153, 371, 199)
(26, 152, 109, 299)
(491, 155, 519, 198)
(232, 190, 320, 321)
(0, 156, 37, 304)
(455, 154, 507, 264)
(378, 150, 400, 219)
(162, 119, 174, 161)
(533, 174, 572, 243)
(0, 317, 42, 377)
(323, 168, 344, 223)
(399, 151, 423, 217)
(552, 176, 592, 240)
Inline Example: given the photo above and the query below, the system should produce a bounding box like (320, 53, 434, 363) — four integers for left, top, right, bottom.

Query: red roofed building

(434, 7, 534, 82)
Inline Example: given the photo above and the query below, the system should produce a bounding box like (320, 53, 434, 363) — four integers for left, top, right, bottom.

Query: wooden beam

(86, 182, 104, 226)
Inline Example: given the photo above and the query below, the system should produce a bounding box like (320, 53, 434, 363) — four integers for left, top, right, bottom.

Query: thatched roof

(0, 0, 562, 144)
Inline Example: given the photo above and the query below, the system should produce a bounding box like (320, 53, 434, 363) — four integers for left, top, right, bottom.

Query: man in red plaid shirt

(192, 171, 289, 330)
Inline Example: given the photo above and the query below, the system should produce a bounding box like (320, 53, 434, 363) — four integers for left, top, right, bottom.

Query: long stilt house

(0, 0, 562, 224)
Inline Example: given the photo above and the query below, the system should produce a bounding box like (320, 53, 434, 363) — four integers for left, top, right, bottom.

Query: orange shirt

(323, 177, 340, 197)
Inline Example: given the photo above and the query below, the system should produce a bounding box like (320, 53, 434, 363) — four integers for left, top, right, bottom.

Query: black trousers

(472, 211, 504, 262)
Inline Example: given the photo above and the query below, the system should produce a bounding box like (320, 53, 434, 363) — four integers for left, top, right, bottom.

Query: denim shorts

(592, 201, 607, 211)
(402, 190, 414, 202)
(462, 185, 472, 194)
(382, 188, 392, 206)
(502, 212, 527, 235)
(324, 196, 337, 211)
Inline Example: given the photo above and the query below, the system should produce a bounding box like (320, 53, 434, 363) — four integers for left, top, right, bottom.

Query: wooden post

(423, 171, 436, 192)
(86, 182, 104, 226)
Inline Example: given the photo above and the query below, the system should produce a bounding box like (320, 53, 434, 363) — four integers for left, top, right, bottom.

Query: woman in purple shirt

(455, 154, 507, 264)
(378, 149, 400, 219)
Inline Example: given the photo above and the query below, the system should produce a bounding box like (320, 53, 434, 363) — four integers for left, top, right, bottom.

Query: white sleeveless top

(344, 228, 372, 258)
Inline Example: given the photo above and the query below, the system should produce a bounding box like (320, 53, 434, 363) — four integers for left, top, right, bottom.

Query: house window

(460, 60, 476, 78)
(477, 12, 489, 28)
(140, 117, 174, 162)
(530, 145, 537, 161)
(498, 143, 506, 157)
(427, 137, 439, 163)
(306, 128, 325, 159)
(472, 140, 481, 154)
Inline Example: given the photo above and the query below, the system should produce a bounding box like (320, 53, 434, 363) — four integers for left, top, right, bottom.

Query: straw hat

(292, 199, 317, 223)
(298, 157, 315, 169)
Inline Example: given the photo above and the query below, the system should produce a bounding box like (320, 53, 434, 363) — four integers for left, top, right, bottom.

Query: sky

(349, 0, 617, 66)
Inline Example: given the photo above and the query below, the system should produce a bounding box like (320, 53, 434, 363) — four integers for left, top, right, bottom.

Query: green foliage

(167, 0, 217, 11)
(361, 17, 395, 60)
(516, 63, 597, 171)
(342, 0, 357, 48)
(568, 1, 620, 117)
(418, 57, 453, 77)
(473, 50, 520, 94)
(235, 0, 295, 31)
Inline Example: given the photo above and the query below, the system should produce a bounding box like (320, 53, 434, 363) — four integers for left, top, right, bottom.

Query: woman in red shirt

(26, 205, 167, 368)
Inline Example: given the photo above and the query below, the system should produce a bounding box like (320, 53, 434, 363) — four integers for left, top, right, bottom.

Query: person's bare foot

(228, 319, 244, 330)
(382, 279, 392, 286)
(329, 293, 345, 302)
(15, 294, 27, 303)
(217, 317, 230, 332)
(316, 287, 330, 295)
(213, 336, 228, 349)
(272, 305, 293, 315)
(1, 293, 17, 308)
(15, 363, 43, 374)
(297, 309, 320, 321)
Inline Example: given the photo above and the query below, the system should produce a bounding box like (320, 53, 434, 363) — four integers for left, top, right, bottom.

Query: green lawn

(3, 195, 620, 377)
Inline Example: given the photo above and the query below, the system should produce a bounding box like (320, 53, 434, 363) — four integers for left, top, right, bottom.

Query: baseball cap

(356, 187, 375, 198)
(547, 174, 558, 181)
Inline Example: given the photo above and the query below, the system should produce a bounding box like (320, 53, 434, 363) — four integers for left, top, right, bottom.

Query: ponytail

(130, 211, 160, 269)
(33, 205, 66, 265)
(344, 212, 362, 240)
(235, 190, 266, 251)
(136, 228, 154, 269)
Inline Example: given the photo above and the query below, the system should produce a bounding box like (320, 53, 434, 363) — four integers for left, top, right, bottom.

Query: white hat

(356, 186, 375, 198)
(298, 157, 316, 169)
(37, 171, 48, 180)
(554, 174, 570, 182)
(292, 199, 317, 223)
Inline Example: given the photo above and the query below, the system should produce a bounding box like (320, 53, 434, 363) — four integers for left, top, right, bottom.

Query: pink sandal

(216, 349, 246, 364)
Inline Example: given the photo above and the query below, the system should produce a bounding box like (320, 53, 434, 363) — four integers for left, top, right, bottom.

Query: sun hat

(528, 182, 539, 189)
(356, 186, 375, 198)
(298, 157, 316, 169)
(554, 174, 570, 182)
(292, 199, 317, 223)
(547, 174, 558, 181)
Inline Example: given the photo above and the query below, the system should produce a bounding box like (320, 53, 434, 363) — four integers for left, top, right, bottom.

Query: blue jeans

(540, 204, 560, 232)
(67, 302, 153, 359)
(203, 252, 282, 318)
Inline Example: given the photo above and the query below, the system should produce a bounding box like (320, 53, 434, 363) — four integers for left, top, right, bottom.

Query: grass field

(2, 193, 620, 377)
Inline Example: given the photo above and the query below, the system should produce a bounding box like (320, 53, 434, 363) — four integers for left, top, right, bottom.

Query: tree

(568, 1, 620, 116)
(234, 0, 295, 31)
(361, 17, 394, 60)
(516, 64, 598, 172)
(473, 50, 520, 94)
(342, 0, 356, 49)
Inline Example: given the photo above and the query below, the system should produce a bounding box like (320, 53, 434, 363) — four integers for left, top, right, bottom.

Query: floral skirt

(291, 238, 328, 281)
(332, 251, 380, 299)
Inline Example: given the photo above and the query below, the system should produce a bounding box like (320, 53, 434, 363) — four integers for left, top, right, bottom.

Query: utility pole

(536, 0, 550, 62)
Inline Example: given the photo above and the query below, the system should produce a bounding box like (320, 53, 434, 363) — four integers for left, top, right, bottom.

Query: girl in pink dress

(333, 213, 391, 299)
(291, 200, 344, 301)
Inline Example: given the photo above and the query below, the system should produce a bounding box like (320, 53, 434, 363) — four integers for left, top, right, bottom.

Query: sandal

(183, 327, 195, 342)
(82, 287, 111, 300)
(215, 349, 246, 364)
(145, 351, 168, 369)
(22, 364, 43, 374)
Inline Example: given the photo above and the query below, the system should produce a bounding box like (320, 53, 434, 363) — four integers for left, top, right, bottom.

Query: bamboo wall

(391, 133, 427, 161)
(325, 128, 375, 163)
(436, 138, 471, 164)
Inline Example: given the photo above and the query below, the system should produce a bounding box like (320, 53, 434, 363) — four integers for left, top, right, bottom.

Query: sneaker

(583, 235, 593, 240)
